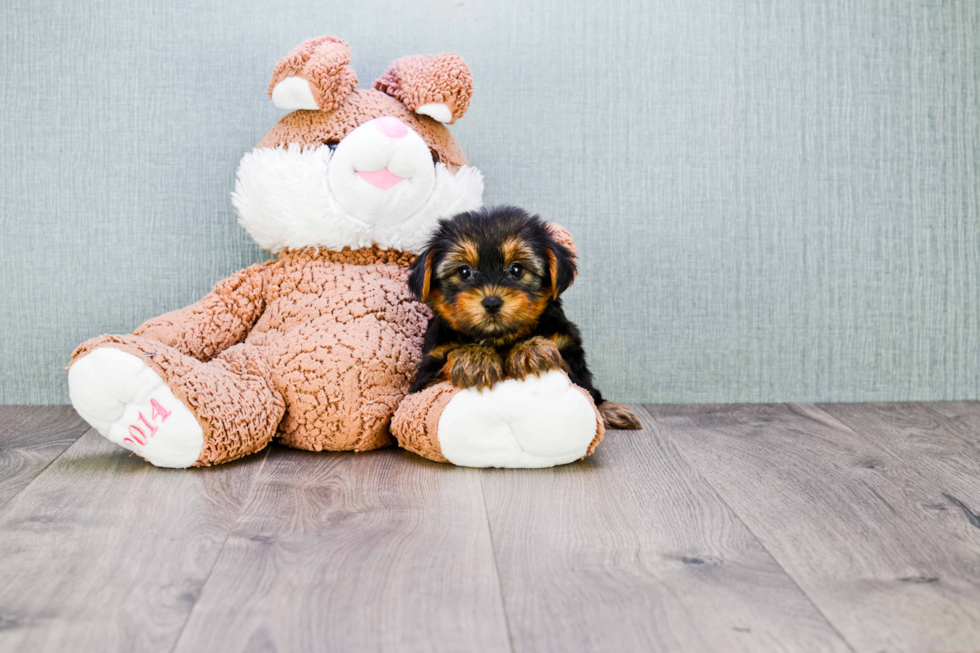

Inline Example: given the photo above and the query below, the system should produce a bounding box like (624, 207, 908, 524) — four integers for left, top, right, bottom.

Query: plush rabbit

(68, 36, 602, 468)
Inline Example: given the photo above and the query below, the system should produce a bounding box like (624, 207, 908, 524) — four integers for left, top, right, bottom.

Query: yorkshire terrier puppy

(407, 206, 641, 430)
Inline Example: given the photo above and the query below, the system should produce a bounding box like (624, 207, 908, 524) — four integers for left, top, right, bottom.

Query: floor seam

(639, 404, 860, 653)
(167, 446, 273, 653)
(479, 471, 518, 653)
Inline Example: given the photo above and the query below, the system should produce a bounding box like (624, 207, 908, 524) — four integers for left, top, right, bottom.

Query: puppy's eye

(457, 266, 473, 281)
(507, 263, 525, 279)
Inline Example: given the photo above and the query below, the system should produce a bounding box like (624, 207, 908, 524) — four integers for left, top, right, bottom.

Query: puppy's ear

(408, 249, 437, 302)
(545, 240, 577, 300)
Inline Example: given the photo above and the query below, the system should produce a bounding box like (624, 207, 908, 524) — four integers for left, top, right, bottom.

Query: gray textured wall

(2, 0, 978, 404)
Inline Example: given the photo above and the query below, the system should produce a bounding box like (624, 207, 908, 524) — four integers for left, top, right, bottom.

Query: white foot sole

(437, 371, 598, 468)
(68, 348, 204, 468)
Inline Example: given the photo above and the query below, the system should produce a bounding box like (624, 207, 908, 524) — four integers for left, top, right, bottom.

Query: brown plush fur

(268, 36, 359, 112)
(72, 248, 428, 463)
(258, 89, 469, 170)
(261, 35, 472, 167)
(373, 53, 473, 124)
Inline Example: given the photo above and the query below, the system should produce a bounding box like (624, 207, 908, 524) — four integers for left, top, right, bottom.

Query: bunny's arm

(134, 261, 273, 362)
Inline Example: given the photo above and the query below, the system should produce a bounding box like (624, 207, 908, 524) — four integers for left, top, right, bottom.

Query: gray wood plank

(818, 402, 980, 510)
(479, 407, 852, 653)
(918, 400, 980, 424)
(0, 429, 266, 653)
(645, 403, 980, 653)
(171, 446, 511, 653)
(0, 406, 89, 509)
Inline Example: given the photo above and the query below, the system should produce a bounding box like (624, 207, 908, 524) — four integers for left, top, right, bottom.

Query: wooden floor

(1, 404, 979, 653)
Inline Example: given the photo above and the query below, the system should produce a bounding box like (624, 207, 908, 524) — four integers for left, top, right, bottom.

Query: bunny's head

(233, 36, 483, 254)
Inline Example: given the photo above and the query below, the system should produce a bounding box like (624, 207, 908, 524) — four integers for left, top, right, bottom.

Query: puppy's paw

(505, 336, 564, 380)
(447, 344, 504, 390)
(598, 401, 642, 430)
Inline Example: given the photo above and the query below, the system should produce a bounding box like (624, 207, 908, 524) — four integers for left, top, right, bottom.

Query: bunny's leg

(69, 336, 284, 467)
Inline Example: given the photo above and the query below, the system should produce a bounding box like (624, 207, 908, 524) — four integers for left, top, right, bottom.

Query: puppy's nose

(375, 116, 408, 139)
(482, 296, 503, 314)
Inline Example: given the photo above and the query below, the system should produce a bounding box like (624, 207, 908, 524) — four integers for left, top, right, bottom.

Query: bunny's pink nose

(375, 116, 408, 139)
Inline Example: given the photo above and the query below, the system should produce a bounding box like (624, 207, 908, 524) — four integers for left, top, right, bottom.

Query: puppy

(407, 206, 641, 430)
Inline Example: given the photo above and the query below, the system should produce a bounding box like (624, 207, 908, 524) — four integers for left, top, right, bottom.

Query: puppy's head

(408, 206, 576, 338)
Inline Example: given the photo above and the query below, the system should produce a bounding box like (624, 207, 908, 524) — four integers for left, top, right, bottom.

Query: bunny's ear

(373, 53, 473, 124)
(268, 36, 358, 112)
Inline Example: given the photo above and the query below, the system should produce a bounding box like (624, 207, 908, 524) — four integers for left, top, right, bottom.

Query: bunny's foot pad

(68, 348, 204, 468)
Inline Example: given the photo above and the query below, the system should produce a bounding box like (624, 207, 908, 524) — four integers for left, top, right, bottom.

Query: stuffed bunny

(68, 36, 602, 468)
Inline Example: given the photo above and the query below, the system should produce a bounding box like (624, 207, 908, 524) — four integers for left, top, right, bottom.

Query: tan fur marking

(548, 333, 575, 351)
(451, 239, 479, 268)
(437, 239, 480, 280)
(481, 326, 536, 349)
(502, 237, 547, 277)
(598, 402, 642, 430)
(434, 283, 550, 341)
(421, 250, 435, 302)
(455, 289, 492, 330)
(502, 237, 533, 265)
(427, 343, 456, 361)
(504, 336, 564, 380)
(546, 248, 560, 300)
(444, 344, 504, 390)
